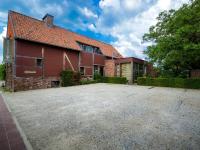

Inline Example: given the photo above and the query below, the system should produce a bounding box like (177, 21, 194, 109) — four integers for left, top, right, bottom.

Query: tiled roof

(115, 57, 146, 64)
(9, 11, 122, 58)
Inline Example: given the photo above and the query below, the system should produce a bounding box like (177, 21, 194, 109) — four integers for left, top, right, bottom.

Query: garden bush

(60, 70, 81, 86)
(80, 80, 98, 85)
(0, 64, 5, 80)
(94, 73, 128, 84)
(93, 73, 104, 82)
(103, 77, 128, 84)
(137, 77, 200, 89)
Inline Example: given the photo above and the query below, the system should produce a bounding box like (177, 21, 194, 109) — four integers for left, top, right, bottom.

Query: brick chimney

(42, 14, 54, 27)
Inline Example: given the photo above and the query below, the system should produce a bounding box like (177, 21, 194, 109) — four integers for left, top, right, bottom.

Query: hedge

(94, 74, 128, 84)
(103, 77, 128, 84)
(137, 77, 200, 89)
(80, 80, 98, 85)
(60, 70, 81, 86)
(61, 71, 127, 87)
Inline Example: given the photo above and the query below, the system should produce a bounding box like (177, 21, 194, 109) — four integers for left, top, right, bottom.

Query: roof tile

(9, 11, 122, 58)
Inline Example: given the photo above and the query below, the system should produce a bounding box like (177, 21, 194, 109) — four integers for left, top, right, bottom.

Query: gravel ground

(3, 83, 200, 150)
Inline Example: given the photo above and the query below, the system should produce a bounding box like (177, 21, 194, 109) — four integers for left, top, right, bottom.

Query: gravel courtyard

(3, 83, 200, 150)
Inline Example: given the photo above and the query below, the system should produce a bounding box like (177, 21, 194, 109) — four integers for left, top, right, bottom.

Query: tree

(143, 0, 200, 77)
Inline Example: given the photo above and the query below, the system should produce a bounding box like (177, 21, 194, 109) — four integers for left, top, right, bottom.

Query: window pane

(36, 58, 42, 67)
(77, 42, 102, 54)
(80, 67, 84, 75)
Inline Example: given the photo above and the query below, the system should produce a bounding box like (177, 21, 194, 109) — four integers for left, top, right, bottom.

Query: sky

(0, 0, 190, 62)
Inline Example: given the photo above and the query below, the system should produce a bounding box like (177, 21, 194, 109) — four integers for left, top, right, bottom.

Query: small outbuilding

(105, 58, 153, 83)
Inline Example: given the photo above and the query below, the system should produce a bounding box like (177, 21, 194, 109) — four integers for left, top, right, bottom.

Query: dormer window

(77, 42, 102, 54)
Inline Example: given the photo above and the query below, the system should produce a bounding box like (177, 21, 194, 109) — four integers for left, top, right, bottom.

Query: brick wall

(191, 70, 200, 78)
(146, 63, 157, 77)
(104, 60, 115, 77)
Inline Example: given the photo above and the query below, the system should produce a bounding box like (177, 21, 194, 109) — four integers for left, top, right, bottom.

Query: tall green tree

(143, 0, 200, 77)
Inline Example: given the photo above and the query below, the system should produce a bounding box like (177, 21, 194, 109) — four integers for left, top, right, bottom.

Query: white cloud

(0, 12, 7, 21)
(88, 24, 96, 32)
(80, 7, 98, 18)
(122, 0, 142, 11)
(20, 0, 64, 17)
(0, 27, 7, 44)
(99, 0, 120, 10)
(0, 27, 7, 63)
(96, 0, 190, 59)
(0, 11, 7, 27)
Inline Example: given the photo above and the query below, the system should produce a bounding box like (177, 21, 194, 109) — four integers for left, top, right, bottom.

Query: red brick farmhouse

(3, 11, 152, 91)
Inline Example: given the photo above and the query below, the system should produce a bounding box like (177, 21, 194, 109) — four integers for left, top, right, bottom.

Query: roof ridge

(9, 10, 115, 48)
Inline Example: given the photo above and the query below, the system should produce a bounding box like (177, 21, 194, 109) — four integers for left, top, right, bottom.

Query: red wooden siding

(15, 39, 79, 77)
(85, 68, 92, 76)
(16, 57, 36, 66)
(16, 40, 42, 77)
(43, 46, 63, 77)
(64, 50, 79, 72)
(16, 66, 42, 77)
(80, 52, 93, 66)
(80, 52, 105, 76)
(16, 40, 42, 57)
(15, 39, 107, 78)
(94, 54, 105, 65)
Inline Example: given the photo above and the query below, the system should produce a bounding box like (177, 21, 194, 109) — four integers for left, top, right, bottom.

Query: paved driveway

(3, 83, 200, 150)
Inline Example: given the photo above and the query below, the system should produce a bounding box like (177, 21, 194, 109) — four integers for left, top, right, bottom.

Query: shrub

(80, 80, 98, 85)
(93, 73, 104, 82)
(185, 78, 200, 89)
(0, 64, 5, 80)
(60, 70, 81, 86)
(137, 77, 200, 89)
(103, 77, 128, 84)
(93, 73, 128, 84)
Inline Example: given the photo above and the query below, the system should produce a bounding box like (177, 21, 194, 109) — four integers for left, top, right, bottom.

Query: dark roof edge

(15, 37, 81, 51)
(8, 10, 17, 38)
(15, 37, 119, 58)
(118, 56, 145, 61)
